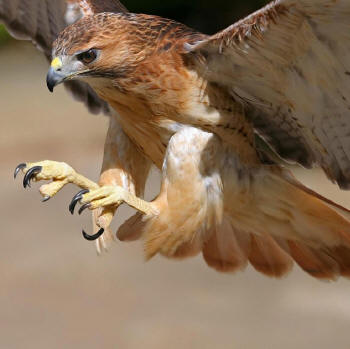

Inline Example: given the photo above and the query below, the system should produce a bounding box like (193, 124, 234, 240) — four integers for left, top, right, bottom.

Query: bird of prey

(3, 0, 350, 280)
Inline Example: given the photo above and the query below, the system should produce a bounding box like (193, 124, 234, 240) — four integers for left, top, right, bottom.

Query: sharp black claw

(23, 166, 42, 188)
(82, 228, 104, 241)
(78, 203, 91, 215)
(69, 189, 89, 215)
(42, 195, 50, 202)
(14, 163, 26, 179)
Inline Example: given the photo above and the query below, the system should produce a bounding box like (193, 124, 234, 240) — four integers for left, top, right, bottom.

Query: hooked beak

(46, 67, 66, 92)
(46, 57, 67, 92)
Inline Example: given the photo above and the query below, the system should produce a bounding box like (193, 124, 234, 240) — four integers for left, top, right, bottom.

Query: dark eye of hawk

(77, 49, 98, 64)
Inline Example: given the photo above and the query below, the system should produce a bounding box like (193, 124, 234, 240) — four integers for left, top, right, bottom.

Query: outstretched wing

(187, 0, 350, 189)
(0, 0, 127, 115)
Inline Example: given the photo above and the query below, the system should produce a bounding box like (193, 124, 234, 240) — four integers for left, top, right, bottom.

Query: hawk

(3, 0, 350, 279)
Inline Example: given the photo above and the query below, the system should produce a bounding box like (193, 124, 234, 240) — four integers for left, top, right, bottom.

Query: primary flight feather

(3, 0, 350, 279)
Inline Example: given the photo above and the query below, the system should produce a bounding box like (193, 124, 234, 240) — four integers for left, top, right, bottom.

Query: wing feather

(0, 0, 127, 115)
(75, 0, 127, 16)
(187, 0, 350, 188)
(0, 0, 66, 56)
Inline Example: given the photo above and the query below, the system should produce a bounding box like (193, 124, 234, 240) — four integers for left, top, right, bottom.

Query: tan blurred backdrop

(1, 39, 350, 349)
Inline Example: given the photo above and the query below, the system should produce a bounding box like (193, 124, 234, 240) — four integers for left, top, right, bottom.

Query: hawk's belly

(93, 78, 258, 167)
(108, 100, 183, 168)
(120, 116, 181, 168)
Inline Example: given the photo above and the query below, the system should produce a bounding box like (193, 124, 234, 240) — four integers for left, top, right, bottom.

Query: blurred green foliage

(0, 24, 10, 44)
(0, 0, 268, 44)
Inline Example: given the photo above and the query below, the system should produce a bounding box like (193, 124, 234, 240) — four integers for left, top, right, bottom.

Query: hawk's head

(46, 13, 153, 92)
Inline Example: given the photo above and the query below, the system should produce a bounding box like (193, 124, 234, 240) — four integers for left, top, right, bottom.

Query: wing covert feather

(188, 0, 350, 188)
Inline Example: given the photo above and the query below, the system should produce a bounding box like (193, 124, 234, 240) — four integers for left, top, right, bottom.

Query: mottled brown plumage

(3, 0, 350, 280)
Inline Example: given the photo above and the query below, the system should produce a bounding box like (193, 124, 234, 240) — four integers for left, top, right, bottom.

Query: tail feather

(115, 166, 350, 280)
(257, 171, 350, 250)
(202, 219, 248, 273)
(287, 241, 340, 280)
(327, 246, 350, 277)
(282, 170, 350, 221)
(249, 234, 293, 277)
(117, 212, 145, 242)
(200, 171, 350, 279)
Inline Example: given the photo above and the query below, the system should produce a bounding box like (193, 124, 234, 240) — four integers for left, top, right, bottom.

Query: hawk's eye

(77, 49, 98, 64)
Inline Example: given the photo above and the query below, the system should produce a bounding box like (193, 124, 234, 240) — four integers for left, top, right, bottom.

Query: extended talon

(23, 166, 42, 188)
(69, 189, 89, 214)
(42, 195, 51, 202)
(14, 163, 26, 179)
(82, 228, 104, 241)
(78, 203, 91, 215)
(13, 160, 153, 246)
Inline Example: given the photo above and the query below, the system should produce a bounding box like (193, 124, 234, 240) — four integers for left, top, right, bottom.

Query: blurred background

(1, 1, 350, 348)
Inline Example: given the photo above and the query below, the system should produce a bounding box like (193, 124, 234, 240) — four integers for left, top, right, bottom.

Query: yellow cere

(51, 57, 62, 70)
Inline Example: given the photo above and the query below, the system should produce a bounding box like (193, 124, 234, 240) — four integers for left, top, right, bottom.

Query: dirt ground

(1, 41, 350, 349)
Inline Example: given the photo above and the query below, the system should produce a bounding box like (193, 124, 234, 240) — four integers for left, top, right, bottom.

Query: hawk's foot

(70, 185, 158, 217)
(69, 185, 158, 242)
(14, 160, 99, 201)
(14, 161, 157, 242)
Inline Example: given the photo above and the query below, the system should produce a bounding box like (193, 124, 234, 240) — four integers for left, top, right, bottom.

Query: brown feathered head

(46, 13, 157, 91)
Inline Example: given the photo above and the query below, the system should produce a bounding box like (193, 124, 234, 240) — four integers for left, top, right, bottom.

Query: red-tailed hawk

(3, 0, 350, 279)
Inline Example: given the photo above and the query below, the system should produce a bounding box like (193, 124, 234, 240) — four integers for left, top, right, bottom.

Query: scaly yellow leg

(14, 160, 158, 240)
(78, 185, 157, 215)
